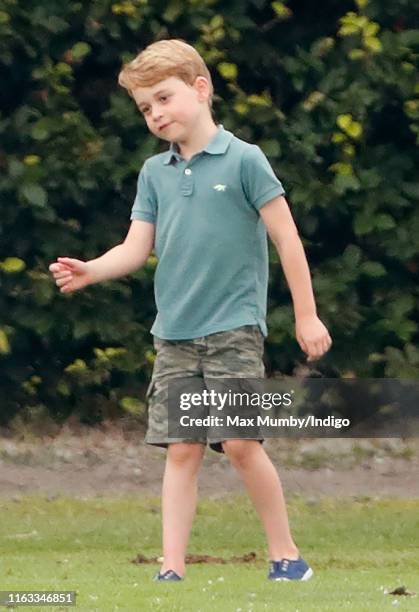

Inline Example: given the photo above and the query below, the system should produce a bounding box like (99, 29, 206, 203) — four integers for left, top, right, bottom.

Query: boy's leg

(202, 326, 299, 561)
(145, 336, 207, 577)
(222, 439, 299, 560)
(161, 442, 206, 576)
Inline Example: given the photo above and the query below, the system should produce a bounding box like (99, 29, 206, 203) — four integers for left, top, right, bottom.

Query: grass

(0, 495, 418, 611)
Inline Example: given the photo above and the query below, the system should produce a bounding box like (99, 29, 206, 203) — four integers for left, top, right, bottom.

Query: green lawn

(1, 495, 418, 611)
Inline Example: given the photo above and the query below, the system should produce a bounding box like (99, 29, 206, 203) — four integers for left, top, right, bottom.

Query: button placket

(181, 165, 194, 196)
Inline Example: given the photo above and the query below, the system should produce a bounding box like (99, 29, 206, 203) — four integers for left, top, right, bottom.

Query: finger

(55, 277, 71, 287)
(50, 263, 72, 274)
(322, 337, 332, 353)
(306, 341, 323, 361)
(60, 282, 73, 293)
(297, 333, 309, 355)
(308, 337, 331, 361)
(54, 271, 73, 280)
(49, 263, 64, 273)
(318, 334, 332, 355)
(52, 269, 71, 278)
(315, 339, 327, 357)
(57, 257, 78, 270)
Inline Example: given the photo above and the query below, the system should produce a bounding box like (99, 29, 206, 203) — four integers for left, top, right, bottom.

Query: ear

(193, 76, 210, 102)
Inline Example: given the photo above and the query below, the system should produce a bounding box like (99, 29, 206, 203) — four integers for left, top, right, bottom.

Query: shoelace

(269, 559, 297, 572)
(270, 560, 291, 573)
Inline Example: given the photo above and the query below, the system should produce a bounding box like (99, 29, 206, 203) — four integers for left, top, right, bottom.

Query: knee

(167, 443, 204, 468)
(222, 439, 257, 468)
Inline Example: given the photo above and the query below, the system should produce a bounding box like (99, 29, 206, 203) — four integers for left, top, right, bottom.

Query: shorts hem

(145, 438, 265, 455)
(145, 438, 207, 448)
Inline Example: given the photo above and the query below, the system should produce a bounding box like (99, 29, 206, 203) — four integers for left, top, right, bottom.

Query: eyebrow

(137, 89, 170, 110)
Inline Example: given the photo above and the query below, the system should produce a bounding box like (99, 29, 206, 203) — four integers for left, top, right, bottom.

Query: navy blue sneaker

(268, 557, 313, 581)
(153, 569, 183, 582)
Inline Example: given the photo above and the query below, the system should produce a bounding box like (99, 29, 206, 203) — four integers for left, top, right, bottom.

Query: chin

(158, 134, 172, 143)
(156, 123, 177, 140)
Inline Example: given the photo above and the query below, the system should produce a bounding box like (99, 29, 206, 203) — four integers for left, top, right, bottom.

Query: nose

(151, 106, 163, 122)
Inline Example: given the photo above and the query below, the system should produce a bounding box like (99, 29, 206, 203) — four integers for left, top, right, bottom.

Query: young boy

(49, 39, 332, 582)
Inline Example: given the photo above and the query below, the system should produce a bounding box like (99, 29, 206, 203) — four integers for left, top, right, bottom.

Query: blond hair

(118, 39, 214, 106)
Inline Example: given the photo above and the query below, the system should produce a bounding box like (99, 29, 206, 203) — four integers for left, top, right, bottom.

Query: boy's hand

(295, 315, 332, 362)
(49, 257, 92, 294)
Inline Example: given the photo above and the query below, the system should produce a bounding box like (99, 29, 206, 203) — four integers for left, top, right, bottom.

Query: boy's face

(131, 76, 210, 142)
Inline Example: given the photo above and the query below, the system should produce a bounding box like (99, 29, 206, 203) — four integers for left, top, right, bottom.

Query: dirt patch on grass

(132, 552, 258, 564)
(0, 420, 418, 499)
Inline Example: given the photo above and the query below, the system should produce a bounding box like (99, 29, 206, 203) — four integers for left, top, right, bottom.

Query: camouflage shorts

(145, 325, 265, 453)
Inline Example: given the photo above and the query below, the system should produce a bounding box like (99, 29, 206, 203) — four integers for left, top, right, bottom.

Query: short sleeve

(240, 145, 285, 210)
(130, 162, 157, 224)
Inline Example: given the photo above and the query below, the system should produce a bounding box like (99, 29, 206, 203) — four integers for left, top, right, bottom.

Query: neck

(175, 117, 218, 160)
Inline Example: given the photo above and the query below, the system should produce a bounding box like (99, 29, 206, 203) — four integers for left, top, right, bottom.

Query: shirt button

(184, 168, 192, 175)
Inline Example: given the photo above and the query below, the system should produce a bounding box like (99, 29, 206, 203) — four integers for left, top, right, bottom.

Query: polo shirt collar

(162, 124, 232, 165)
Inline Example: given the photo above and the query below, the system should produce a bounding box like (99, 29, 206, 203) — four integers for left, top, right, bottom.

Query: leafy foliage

(1, 0, 418, 424)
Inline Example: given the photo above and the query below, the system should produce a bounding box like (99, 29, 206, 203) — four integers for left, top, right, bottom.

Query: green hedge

(1, 0, 418, 425)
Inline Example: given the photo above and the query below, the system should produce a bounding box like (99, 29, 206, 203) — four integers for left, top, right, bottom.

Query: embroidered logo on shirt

(213, 184, 227, 191)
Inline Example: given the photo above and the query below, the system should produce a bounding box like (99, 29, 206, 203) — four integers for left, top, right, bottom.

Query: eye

(159, 95, 169, 102)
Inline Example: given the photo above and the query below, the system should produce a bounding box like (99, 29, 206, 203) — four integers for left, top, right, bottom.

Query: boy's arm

(259, 196, 332, 361)
(49, 220, 155, 293)
(88, 220, 155, 283)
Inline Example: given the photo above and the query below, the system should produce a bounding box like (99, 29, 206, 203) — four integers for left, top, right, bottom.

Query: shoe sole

(272, 568, 313, 581)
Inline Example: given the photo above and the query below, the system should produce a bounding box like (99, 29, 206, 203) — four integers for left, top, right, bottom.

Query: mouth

(158, 122, 172, 131)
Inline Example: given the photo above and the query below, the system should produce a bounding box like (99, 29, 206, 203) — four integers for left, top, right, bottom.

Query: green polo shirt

(131, 125, 285, 340)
